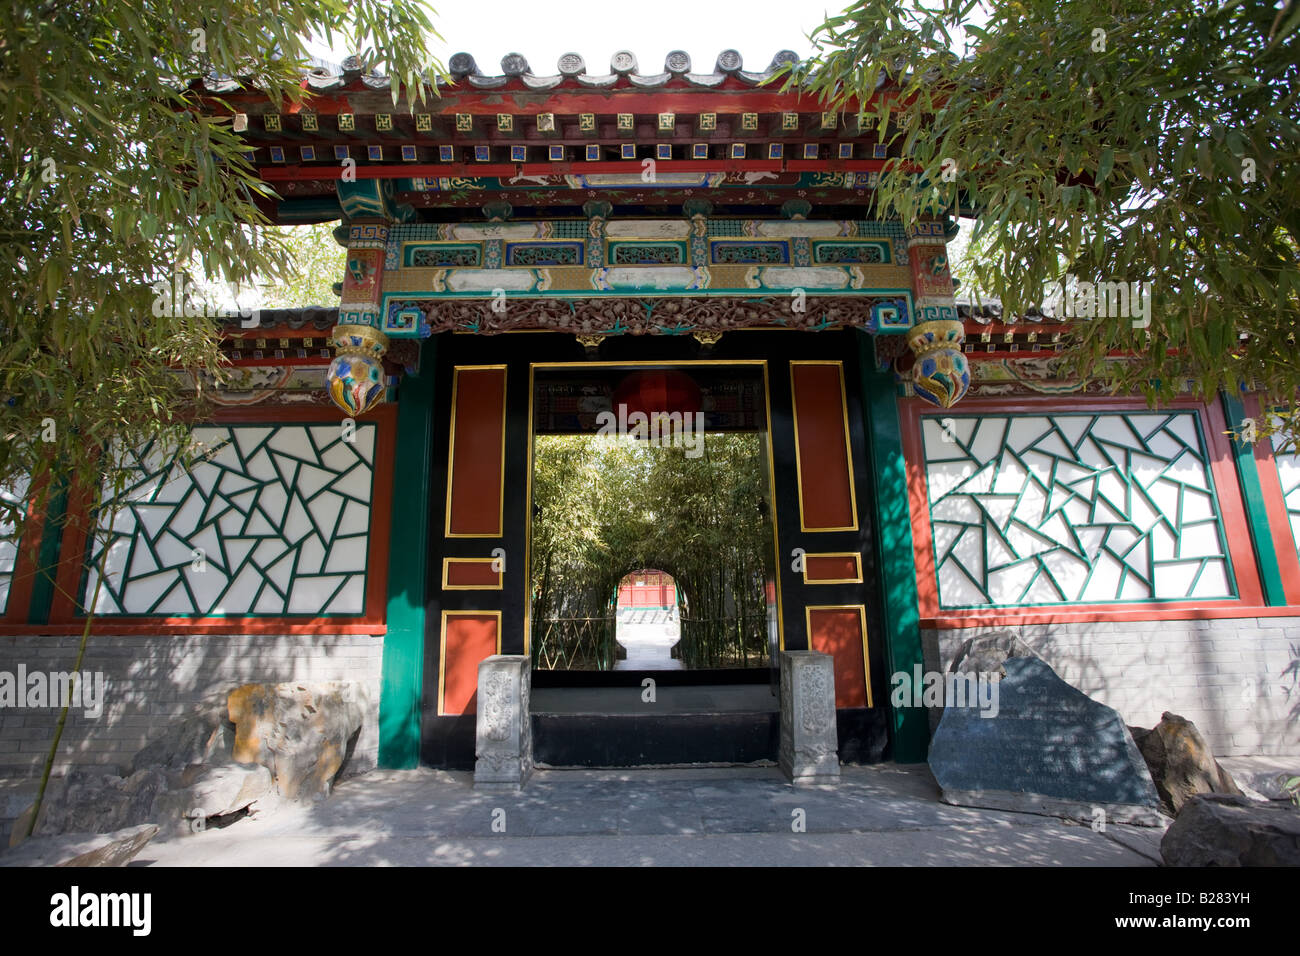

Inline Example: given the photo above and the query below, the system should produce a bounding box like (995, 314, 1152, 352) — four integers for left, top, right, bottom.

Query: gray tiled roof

(442, 50, 802, 89)
(198, 50, 806, 93)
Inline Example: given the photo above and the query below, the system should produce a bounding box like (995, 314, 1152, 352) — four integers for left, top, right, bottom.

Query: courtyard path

(133, 764, 1165, 867)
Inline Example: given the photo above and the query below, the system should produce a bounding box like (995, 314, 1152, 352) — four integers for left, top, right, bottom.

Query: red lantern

(612, 370, 702, 418)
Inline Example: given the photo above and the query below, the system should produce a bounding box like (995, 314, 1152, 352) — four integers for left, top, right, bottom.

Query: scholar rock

(33, 768, 169, 837)
(227, 681, 363, 801)
(131, 696, 233, 774)
(1130, 712, 1242, 817)
(153, 762, 274, 833)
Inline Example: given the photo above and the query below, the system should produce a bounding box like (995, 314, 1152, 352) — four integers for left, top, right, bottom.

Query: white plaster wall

(0, 632, 385, 778)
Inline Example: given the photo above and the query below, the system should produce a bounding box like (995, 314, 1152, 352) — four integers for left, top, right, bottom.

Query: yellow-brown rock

(1131, 712, 1243, 817)
(227, 682, 363, 802)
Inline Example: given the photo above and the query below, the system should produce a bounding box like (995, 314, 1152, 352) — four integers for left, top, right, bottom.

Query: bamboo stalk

(25, 501, 108, 840)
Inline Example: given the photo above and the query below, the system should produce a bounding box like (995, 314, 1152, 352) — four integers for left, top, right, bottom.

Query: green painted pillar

(1222, 393, 1287, 607)
(857, 331, 929, 762)
(377, 338, 436, 768)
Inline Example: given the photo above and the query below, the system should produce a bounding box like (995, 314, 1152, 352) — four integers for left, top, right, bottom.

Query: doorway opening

(614, 569, 680, 669)
(527, 363, 779, 681)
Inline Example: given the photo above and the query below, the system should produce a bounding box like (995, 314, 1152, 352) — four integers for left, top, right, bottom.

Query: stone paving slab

(122, 764, 1168, 867)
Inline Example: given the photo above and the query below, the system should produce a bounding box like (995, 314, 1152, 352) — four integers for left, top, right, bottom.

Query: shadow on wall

(2, 415, 395, 785)
(1286, 640, 1299, 729)
(0, 627, 384, 782)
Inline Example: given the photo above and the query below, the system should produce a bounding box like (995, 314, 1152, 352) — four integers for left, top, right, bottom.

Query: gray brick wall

(0, 633, 385, 779)
(921, 616, 1300, 757)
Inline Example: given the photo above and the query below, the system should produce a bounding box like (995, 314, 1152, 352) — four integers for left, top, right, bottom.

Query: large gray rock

(949, 631, 1042, 676)
(153, 763, 275, 835)
(0, 824, 159, 867)
(33, 768, 169, 837)
(131, 697, 233, 774)
(180, 763, 273, 817)
(1130, 712, 1242, 817)
(30, 761, 252, 841)
(30, 696, 275, 840)
(227, 681, 364, 801)
(929, 656, 1162, 825)
(1161, 794, 1300, 866)
(25, 684, 363, 841)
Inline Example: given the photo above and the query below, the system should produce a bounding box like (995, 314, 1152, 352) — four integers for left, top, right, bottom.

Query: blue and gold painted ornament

(327, 354, 385, 416)
(326, 324, 389, 415)
(907, 319, 970, 408)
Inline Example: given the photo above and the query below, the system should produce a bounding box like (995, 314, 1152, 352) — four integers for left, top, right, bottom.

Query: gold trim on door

(801, 551, 864, 585)
(437, 609, 503, 715)
(444, 364, 508, 539)
(803, 603, 872, 708)
(788, 360, 860, 533)
(441, 557, 505, 591)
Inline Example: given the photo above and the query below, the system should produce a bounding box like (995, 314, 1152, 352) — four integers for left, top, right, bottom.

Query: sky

(310, 0, 837, 74)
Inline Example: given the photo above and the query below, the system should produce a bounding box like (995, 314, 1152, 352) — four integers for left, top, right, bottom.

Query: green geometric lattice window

(82, 424, 376, 616)
(0, 479, 29, 615)
(922, 411, 1235, 608)
(1270, 430, 1300, 561)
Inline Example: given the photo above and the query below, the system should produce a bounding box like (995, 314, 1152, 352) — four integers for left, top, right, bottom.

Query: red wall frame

(0, 479, 56, 625)
(1241, 394, 1300, 606)
(898, 394, 1290, 629)
(31, 404, 398, 636)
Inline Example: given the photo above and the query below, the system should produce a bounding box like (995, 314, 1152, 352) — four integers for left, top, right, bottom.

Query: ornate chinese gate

(419, 328, 890, 766)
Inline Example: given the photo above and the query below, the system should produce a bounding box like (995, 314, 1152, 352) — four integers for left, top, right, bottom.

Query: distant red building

(617, 570, 677, 610)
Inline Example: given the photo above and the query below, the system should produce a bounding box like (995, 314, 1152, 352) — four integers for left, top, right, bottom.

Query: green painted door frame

(378, 338, 436, 768)
(856, 331, 929, 762)
(1222, 393, 1288, 607)
(379, 333, 929, 764)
